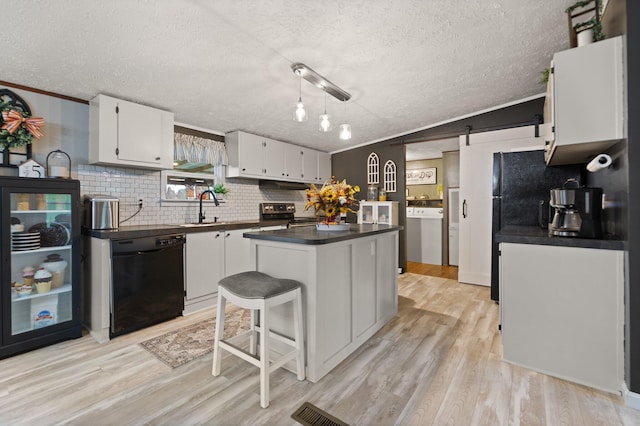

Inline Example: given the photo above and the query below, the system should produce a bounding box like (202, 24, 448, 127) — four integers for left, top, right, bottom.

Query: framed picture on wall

(406, 167, 436, 185)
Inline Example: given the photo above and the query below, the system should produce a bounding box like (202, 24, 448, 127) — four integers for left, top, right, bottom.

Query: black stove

(260, 203, 316, 227)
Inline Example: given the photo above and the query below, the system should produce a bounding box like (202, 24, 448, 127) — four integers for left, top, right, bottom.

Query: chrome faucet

(199, 190, 220, 223)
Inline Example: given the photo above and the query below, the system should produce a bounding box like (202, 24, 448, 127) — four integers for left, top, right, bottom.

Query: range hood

(258, 180, 310, 190)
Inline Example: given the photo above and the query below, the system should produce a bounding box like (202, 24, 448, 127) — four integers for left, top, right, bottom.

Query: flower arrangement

(305, 176, 360, 223)
(0, 93, 45, 150)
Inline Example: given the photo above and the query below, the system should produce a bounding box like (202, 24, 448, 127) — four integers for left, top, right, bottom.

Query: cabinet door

(317, 152, 331, 183)
(185, 232, 224, 300)
(376, 232, 398, 322)
(301, 148, 318, 183)
(284, 144, 304, 181)
(359, 203, 375, 224)
(238, 132, 265, 177)
(500, 243, 623, 393)
(352, 239, 376, 338)
(224, 228, 257, 277)
(458, 127, 540, 286)
(263, 138, 286, 179)
(1, 179, 82, 351)
(376, 202, 394, 224)
(117, 100, 164, 166)
(553, 36, 623, 147)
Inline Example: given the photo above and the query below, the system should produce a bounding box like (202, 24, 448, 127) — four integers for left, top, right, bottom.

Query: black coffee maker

(549, 179, 602, 238)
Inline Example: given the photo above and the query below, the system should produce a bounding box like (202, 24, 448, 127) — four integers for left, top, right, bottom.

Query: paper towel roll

(586, 154, 612, 172)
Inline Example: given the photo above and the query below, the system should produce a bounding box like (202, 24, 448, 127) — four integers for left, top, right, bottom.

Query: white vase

(577, 28, 594, 47)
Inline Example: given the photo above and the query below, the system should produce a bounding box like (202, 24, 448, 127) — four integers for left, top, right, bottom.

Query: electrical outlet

(138, 199, 143, 209)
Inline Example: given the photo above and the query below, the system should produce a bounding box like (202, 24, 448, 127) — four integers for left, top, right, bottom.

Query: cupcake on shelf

(22, 266, 35, 287)
(33, 267, 52, 294)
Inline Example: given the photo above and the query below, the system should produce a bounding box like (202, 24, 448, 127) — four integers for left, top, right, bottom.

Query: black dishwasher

(111, 234, 185, 337)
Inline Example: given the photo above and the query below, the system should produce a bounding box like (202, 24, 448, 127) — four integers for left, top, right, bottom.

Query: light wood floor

(1, 274, 638, 425)
(406, 262, 458, 280)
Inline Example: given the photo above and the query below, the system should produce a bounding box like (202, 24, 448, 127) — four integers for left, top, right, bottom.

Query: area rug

(139, 306, 251, 368)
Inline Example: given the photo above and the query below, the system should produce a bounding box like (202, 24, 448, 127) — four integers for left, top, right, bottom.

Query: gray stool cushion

(219, 271, 301, 299)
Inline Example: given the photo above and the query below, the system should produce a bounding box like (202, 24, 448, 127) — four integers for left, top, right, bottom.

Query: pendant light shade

(319, 94, 331, 132)
(293, 75, 307, 122)
(339, 100, 351, 140)
(339, 123, 352, 140)
(319, 113, 332, 132)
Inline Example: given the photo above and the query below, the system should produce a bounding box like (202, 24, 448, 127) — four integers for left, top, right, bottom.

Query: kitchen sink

(179, 222, 228, 227)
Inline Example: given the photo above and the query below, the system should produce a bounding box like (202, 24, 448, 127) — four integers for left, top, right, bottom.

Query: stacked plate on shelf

(11, 232, 41, 251)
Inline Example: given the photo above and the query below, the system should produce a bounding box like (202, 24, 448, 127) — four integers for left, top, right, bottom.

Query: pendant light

(339, 101, 352, 140)
(319, 94, 331, 132)
(294, 73, 307, 122)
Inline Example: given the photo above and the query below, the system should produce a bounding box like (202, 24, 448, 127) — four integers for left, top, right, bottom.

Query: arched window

(384, 160, 397, 193)
(367, 153, 379, 184)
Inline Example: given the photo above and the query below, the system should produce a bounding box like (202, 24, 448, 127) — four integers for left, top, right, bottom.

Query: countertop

(83, 220, 290, 240)
(495, 225, 626, 250)
(244, 224, 402, 245)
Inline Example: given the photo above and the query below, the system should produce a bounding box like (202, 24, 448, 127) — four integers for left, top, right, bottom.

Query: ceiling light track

(291, 63, 351, 102)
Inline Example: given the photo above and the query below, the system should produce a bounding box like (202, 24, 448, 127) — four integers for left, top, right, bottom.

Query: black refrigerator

(491, 150, 582, 301)
(0, 176, 82, 358)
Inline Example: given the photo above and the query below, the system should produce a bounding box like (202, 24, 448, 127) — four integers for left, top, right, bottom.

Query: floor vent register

(291, 402, 350, 426)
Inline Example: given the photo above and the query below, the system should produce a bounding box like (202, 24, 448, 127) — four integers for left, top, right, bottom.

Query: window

(384, 160, 397, 193)
(367, 153, 379, 184)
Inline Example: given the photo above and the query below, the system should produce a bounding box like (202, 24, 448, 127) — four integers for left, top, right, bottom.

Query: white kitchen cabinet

(224, 228, 259, 277)
(545, 36, 624, 165)
(185, 231, 225, 304)
(226, 131, 286, 179)
(301, 147, 318, 183)
(249, 230, 399, 382)
(317, 152, 331, 183)
(500, 243, 623, 394)
(226, 130, 330, 184)
(89, 94, 174, 169)
(284, 144, 304, 181)
(458, 126, 541, 286)
(358, 201, 399, 225)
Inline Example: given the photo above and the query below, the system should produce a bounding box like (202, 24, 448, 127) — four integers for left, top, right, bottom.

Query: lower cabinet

(184, 231, 225, 307)
(184, 226, 285, 314)
(224, 228, 259, 277)
(251, 230, 399, 382)
(500, 243, 624, 393)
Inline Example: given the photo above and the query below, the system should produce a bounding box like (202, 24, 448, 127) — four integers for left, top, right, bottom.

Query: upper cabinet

(226, 130, 331, 184)
(89, 94, 174, 169)
(544, 36, 624, 165)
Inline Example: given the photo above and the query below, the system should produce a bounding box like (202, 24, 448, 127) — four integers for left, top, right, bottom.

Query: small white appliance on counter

(406, 207, 443, 265)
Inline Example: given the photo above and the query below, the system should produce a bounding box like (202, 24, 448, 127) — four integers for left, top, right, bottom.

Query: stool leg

(259, 303, 269, 408)
(293, 288, 306, 380)
(249, 309, 257, 356)
(212, 292, 226, 376)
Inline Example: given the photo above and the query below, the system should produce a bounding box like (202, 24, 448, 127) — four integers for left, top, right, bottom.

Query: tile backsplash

(77, 164, 312, 226)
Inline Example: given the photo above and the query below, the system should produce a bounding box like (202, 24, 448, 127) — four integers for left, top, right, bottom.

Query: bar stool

(212, 271, 305, 408)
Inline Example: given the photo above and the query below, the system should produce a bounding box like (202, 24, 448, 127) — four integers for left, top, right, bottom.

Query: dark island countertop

(244, 224, 402, 245)
(495, 225, 626, 250)
(83, 220, 290, 240)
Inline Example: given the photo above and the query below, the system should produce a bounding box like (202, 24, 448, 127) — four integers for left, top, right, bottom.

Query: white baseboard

(622, 383, 640, 410)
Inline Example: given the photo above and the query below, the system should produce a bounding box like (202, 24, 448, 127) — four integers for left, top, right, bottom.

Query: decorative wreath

(0, 89, 45, 150)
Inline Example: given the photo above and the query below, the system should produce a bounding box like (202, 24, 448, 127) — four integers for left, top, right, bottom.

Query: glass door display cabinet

(0, 176, 82, 358)
(357, 201, 399, 225)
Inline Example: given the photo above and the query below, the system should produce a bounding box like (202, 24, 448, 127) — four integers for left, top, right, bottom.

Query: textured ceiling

(1, 0, 576, 156)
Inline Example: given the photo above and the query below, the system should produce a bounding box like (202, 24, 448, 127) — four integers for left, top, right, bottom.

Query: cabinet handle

(242, 168, 246, 171)
(155, 157, 160, 161)
(226, 233, 230, 238)
(215, 233, 221, 238)
(462, 199, 467, 218)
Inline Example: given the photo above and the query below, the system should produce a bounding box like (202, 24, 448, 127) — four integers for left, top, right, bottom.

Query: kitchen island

(244, 224, 400, 382)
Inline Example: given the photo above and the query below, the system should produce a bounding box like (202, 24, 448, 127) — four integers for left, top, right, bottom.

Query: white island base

(246, 226, 399, 383)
